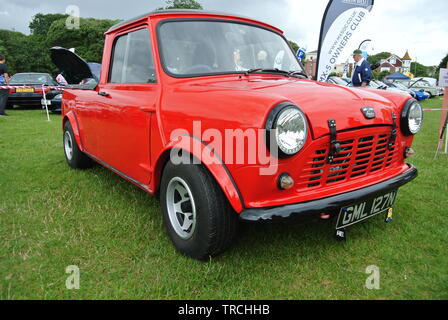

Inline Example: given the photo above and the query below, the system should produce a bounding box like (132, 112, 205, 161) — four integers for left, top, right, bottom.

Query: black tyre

(63, 121, 93, 169)
(160, 159, 238, 260)
(426, 91, 433, 98)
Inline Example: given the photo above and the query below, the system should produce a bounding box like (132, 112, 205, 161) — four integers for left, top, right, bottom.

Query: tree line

(0, 13, 119, 76)
(0, 0, 203, 76)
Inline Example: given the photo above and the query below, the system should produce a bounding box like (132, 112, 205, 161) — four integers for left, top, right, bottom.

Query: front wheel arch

(160, 159, 239, 259)
(153, 144, 244, 214)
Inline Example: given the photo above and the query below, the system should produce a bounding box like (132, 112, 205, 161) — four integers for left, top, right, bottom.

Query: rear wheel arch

(63, 112, 83, 151)
(63, 121, 93, 169)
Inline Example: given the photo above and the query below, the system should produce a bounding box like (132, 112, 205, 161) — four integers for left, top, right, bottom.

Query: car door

(94, 26, 158, 185)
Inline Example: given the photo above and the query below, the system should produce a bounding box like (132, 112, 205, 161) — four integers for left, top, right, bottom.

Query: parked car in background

(50, 47, 101, 87)
(327, 76, 350, 87)
(41, 61, 102, 114)
(368, 80, 412, 97)
(383, 81, 426, 101)
(395, 79, 442, 98)
(413, 77, 437, 87)
(328, 77, 413, 98)
(43, 90, 63, 113)
(7, 73, 59, 108)
(87, 62, 101, 80)
(370, 80, 415, 98)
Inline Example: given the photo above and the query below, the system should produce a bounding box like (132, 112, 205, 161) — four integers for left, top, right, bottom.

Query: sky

(0, 0, 447, 66)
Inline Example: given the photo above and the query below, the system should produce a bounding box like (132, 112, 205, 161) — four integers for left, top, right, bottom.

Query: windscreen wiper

(244, 68, 307, 79)
(244, 68, 287, 76)
(287, 70, 308, 79)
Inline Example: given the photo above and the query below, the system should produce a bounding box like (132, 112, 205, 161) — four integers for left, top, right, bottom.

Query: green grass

(1, 98, 447, 300)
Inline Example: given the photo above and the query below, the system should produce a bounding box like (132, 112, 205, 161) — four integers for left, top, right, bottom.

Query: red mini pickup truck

(51, 9, 421, 260)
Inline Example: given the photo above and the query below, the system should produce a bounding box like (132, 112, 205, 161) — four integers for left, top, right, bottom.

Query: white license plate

(336, 190, 398, 230)
(41, 99, 51, 105)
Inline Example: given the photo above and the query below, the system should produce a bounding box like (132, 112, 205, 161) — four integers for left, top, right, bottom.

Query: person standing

(351, 49, 372, 87)
(56, 73, 68, 85)
(0, 55, 10, 116)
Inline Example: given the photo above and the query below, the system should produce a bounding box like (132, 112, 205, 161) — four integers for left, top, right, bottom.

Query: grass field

(0, 98, 447, 300)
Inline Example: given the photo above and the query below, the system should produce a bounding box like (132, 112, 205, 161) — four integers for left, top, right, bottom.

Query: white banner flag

(316, 0, 374, 82)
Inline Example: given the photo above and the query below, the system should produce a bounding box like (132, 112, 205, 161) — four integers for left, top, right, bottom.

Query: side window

(109, 28, 156, 83)
(109, 35, 127, 83)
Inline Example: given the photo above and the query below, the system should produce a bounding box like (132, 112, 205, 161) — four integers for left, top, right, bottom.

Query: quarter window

(109, 28, 156, 83)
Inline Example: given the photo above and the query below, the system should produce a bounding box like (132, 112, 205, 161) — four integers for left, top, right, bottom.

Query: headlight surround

(401, 99, 423, 135)
(266, 103, 308, 157)
(54, 94, 62, 100)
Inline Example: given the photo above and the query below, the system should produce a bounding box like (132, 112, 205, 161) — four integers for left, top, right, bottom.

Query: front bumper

(42, 98, 62, 112)
(8, 93, 44, 106)
(239, 163, 418, 222)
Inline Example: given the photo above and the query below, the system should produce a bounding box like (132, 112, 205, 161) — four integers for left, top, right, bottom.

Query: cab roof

(106, 9, 283, 34)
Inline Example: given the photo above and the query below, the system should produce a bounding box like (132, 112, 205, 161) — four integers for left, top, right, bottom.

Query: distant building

(333, 62, 354, 77)
(303, 50, 354, 79)
(376, 51, 412, 74)
(304, 50, 318, 78)
(401, 50, 412, 73)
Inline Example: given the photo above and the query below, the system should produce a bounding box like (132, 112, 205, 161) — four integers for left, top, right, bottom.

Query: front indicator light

(278, 173, 294, 190)
(404, 147, 415, 158)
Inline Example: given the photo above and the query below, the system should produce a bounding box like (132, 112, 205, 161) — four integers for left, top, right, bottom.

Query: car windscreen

(10, 74, 56, 85)
(394, 82, 408, 90)
(87, 63, 101, 80)
(412, 80, 430, 87)
(369, 81, 381, 89)
(158, 20, 302, 76)
(375, 81, 388, 88)
(329, 77, 348, 86)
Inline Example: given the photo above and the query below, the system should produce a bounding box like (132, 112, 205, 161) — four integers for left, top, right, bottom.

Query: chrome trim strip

(84, 152, 152, 192)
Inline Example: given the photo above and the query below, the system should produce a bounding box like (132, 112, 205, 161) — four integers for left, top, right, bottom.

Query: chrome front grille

(297, 128, 400, 190)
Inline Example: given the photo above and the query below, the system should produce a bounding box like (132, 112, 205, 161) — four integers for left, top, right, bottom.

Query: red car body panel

(61, 11, 417, 215)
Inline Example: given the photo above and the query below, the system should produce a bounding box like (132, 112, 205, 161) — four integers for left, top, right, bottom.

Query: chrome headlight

(401, 99, 423, 135)
(266, 103, 308, 156)
(54, 94, 62, 100)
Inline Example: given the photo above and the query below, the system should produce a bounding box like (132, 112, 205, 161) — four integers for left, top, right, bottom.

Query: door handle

(98, 91, 110, 97)
(140, 106, 156, 113)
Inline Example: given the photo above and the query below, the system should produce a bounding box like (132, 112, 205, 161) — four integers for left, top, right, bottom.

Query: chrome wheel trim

(166, 177, 197, 240)
(64, 131, 73, 161)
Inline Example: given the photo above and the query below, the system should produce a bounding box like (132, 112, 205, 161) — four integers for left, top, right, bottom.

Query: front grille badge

(327, 119, 341, 164)
(388, 112, 397, 151)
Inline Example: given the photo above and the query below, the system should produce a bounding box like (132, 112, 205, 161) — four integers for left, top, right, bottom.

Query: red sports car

(52, 10, 421, 260)
(7, 72, 58, 108)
